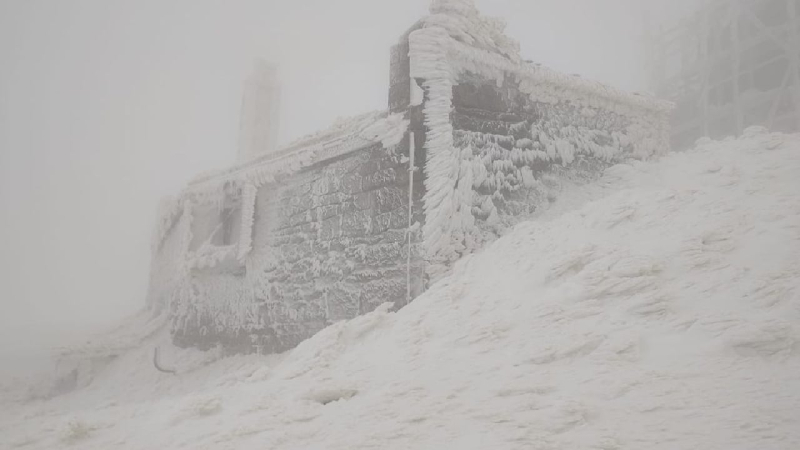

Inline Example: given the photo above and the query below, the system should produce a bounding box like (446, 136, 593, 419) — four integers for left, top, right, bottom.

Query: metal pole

(702, 6, 711, 137)
(406, 132, 416, 307)
(731, 5, 744, 135)
(787, 0, 800, 131)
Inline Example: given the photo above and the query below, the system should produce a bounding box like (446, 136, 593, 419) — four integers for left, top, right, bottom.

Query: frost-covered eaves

(410, 0, 673, 281)
(149, 112, 407, 254)
(447, 40, 674, 115)
(421, 0, 673, 115)
(183, 111, 409, 199)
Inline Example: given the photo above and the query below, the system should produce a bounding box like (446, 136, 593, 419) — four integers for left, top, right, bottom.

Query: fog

(0, 0, 693, 361)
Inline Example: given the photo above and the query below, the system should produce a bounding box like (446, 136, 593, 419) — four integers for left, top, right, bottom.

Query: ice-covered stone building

(147, 0, 673, 354)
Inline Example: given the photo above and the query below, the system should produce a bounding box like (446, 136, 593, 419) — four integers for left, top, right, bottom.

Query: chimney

(238, 60, 281, 161)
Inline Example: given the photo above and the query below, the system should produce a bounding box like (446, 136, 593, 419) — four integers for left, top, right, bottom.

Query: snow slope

(2, 129, 799, 449)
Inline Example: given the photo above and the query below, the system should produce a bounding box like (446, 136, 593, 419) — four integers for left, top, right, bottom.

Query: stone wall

(408, 24, 672, 278)
(166, 139, 424, 354)
(451, 71, 644, 245)
(148, 4, 671, 355)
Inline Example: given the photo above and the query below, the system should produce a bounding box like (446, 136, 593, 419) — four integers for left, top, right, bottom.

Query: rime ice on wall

(151, 113, 418, 353)
(243, 143, 416, 352)
(146, 0, 672, 354)
(410, 0, 673, 279)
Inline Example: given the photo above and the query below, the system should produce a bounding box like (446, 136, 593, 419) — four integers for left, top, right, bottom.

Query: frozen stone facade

(147, 0, 673, 354)
(149, 112, 420, 354)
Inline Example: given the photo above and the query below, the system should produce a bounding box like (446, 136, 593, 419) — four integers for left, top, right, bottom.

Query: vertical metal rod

(702, 6, 711, 138)
(324, 291, 330, 324)
(406, 132, 416, 307)
(787, 0, 800, 131)
(731, 7, 744, 135)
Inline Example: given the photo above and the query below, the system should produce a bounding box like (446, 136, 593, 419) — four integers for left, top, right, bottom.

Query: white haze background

(0, 0, 695, 368)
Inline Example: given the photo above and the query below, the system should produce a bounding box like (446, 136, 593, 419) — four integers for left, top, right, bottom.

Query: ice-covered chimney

(237, 60, 281, 161)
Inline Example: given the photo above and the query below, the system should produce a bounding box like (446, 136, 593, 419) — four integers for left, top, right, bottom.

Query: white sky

(0, 0, 695, 356)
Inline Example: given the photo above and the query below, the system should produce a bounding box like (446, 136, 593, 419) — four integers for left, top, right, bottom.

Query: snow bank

(3, 131, 799, 449)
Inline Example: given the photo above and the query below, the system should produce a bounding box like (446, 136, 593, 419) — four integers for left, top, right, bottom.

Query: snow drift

(2, 129, 799, 449)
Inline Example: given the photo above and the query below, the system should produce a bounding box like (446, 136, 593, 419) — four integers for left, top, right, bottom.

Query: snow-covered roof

(185, 111, 409, 196)
(422, 0, 673, 114)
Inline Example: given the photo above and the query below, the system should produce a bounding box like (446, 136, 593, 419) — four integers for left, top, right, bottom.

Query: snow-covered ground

(2, 129, 799, 450)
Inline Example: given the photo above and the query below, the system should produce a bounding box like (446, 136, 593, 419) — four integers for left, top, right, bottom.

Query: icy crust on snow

(4, 131, 799, 450)
(410, 17, 672, 278)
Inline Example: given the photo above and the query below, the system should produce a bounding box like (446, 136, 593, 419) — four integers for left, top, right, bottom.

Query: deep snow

(2, 129, 799, 450)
